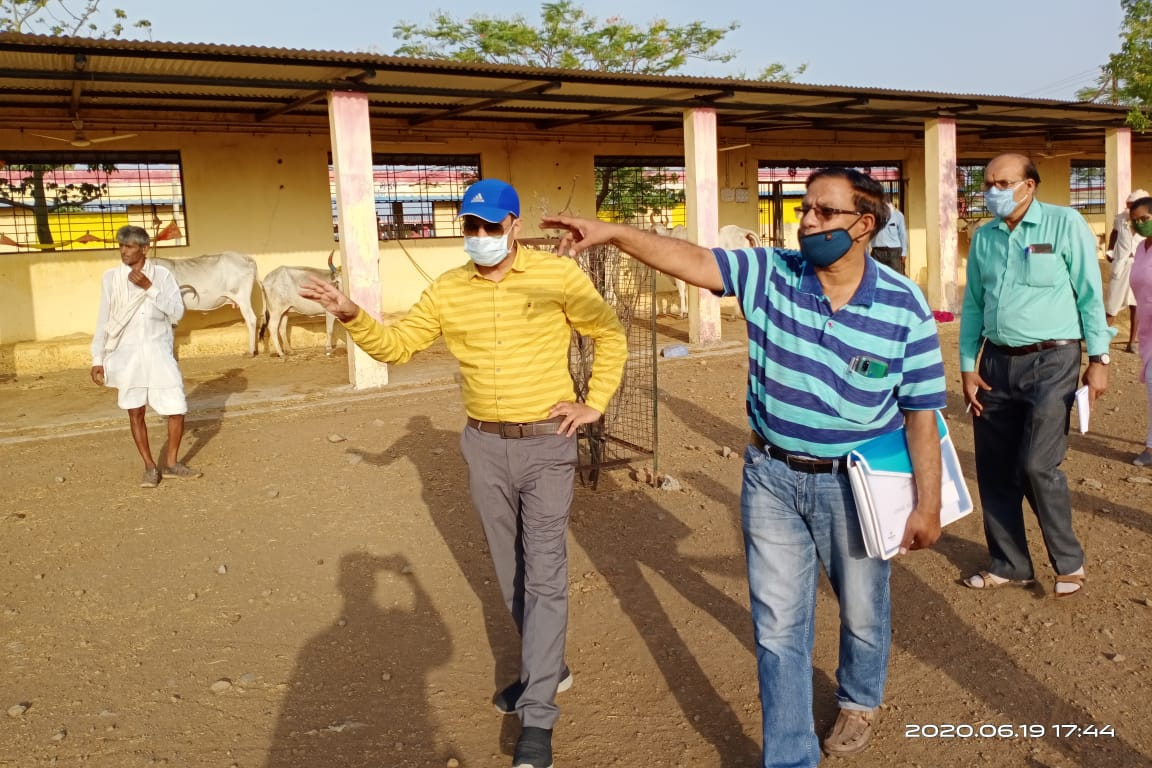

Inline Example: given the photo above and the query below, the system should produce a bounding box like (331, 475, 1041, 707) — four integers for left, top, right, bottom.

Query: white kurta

(91, 262, 186, 393)
(1107, 211, 1138, 315)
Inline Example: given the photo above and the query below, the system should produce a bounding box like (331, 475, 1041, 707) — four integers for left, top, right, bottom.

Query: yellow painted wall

(0, 124, 1141, 375)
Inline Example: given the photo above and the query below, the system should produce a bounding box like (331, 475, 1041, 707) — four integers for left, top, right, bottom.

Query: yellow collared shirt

(342, 244, 627, 421)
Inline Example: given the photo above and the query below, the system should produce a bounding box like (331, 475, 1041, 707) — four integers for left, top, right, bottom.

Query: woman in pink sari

(1126, 196, 1152, 466)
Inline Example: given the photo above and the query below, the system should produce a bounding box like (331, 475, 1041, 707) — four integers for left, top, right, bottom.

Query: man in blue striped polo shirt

(544, 168, 947, 768)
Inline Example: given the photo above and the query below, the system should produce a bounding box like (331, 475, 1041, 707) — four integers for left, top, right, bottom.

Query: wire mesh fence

(523, 239, 657, 487)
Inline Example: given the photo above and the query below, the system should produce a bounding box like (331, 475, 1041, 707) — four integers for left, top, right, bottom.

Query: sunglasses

(461, 216, 513, 236)
(794, 204, 862, 221)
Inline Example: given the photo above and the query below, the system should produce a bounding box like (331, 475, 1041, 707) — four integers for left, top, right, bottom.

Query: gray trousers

(460, 424, 576, 729)
(972, 342, 1085, 579)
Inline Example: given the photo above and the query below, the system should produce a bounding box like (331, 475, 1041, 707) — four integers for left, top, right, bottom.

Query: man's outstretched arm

(541, 216, 725, 292)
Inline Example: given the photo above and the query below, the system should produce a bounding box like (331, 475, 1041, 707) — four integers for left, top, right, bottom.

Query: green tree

(0, 162, 114, 250)
(1, 0, 150, 36)
(1080, 0, 1151, 129)
(394, 0, 739, 74)
(394, 1, 801, 79)
(1, 2, 151, 249)
(395, 1, 804, 219)
(594, 166, 685, 223)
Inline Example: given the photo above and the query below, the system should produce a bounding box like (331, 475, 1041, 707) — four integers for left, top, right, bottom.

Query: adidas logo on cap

(470, 193, 485, 203)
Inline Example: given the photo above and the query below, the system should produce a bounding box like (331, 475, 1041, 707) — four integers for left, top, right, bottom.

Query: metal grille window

(757, 164, 902, 248)
(957, 163, 989, 222)
(329, 154, 479, 240)
(594, 156, 686, 227)
(1070, 161, 1105, 215)
(0, 151, 186, 253)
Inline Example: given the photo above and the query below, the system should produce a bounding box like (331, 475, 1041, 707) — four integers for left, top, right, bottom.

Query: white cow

(261, 263, 341, 357)
(151, 251, 261, 356)
(649, 223, 762, 318)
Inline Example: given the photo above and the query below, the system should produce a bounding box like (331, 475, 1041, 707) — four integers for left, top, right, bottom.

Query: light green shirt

(959, 200, 1114, 371)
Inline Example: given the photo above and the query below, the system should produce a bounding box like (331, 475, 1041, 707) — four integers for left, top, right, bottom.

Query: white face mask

(464, 232, 511, 267)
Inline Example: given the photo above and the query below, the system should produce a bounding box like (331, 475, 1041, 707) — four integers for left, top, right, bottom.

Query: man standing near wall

(90, 225, 201, 487)
(959, 152, 1112, 598)
(544, 167, 947, 767)
(869, 197, 907, 275)
(301, 179, 627, 768)
(1106, 188, 1147, 352)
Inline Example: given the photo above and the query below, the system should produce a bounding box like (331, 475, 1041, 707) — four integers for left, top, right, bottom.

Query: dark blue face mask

(798, 228, 854, 268)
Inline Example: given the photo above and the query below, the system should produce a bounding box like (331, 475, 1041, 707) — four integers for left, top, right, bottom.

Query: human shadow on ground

(357, 413, 766, 764)
(347, 416, 519, 689)
(171, 367, 248, 463)
(567, 472, 765, 767)
(889, 559, 1149, 767)
(263, 552, 453, 768)
(940, 396, 1152, 541)
(662, 389, 1150, 766)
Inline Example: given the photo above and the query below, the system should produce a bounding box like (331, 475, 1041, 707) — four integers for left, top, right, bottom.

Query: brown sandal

(1054, 572, 1086, 598)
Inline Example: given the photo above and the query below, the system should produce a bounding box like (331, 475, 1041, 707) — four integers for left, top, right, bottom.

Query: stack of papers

(847, 412, 974, 560)
(1073, 385, 1090, 434)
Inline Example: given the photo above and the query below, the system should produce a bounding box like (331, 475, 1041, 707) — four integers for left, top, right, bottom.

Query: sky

(98, 0, 1125, 101)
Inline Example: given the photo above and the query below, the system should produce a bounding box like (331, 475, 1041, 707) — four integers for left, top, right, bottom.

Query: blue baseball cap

(458, 179, 520, 222)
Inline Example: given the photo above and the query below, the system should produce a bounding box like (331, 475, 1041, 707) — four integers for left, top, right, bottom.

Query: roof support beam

(408, 81, 560, 126)
(257, 69, 374, 121)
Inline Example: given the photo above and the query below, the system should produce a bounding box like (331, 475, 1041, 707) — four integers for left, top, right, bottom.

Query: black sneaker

(513, 726, 553, 768)
(493, 667, 573, 715)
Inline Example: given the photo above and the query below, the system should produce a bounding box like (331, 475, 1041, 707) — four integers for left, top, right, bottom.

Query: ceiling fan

(29, 118, 137, 148)
(1036, 141, 1085, 159)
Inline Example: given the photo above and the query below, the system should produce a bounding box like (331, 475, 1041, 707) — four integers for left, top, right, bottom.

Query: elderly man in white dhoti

(1107, 188, 1149, 353)
(90, 225, 201, 487)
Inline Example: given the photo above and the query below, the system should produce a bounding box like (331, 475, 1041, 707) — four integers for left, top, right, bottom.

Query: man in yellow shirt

(301, 178, 627, 768)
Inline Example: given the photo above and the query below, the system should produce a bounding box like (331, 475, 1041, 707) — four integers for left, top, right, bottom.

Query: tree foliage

(394, 0, 800, 79)
(1, 0, 150, 38)
(0, 163, 114, 249)
(594, 166, 684, 222)
(1081, 0, 1152, 129)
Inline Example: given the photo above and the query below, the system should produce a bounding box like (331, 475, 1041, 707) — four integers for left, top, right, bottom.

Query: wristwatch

(1089, 353, 1111, 365)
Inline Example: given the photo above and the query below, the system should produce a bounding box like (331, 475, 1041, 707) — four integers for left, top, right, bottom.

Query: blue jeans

(741, 444, 891, 768)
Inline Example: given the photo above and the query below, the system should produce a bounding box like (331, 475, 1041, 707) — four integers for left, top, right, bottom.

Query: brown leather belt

(751, 431, 847, 475)
(467, 417, 563, 439)
(991, 339, 1080, 356)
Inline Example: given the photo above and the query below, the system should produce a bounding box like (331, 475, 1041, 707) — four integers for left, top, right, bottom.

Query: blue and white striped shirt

(715, 247, 947, 458)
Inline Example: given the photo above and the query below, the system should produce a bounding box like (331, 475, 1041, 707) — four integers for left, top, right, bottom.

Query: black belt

(990, 339, 1080, 356)
(467, 417, 563, 439)
(751, 432, 847, 475)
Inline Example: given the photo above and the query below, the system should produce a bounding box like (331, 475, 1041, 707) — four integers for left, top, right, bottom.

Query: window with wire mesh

(0, 151, 186, 253)
(1070, 161, 1105, 215)
(329, 154, 480, 241)
(594, 156, 686, 226)
(956, 163, 989, 221)
(756, 164, 903, 248)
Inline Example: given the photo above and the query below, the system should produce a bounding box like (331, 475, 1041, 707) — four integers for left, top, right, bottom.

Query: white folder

(847, 412, 974, 560)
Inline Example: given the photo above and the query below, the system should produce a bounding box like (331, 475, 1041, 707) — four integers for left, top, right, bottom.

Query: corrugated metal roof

(0, 31, 1132, 145)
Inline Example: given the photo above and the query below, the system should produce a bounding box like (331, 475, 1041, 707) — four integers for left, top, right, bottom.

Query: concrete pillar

(328, 91, 389, 389)
(683, 108, 722, 344)
(923, 117, 960, 313)
(1105, 127, 1132, 228)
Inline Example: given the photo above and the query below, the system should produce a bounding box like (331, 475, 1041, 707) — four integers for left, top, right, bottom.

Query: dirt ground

(1, 316, 1151, 768)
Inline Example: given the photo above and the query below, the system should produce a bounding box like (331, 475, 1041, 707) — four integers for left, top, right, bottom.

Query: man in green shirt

(959, 152, 1113, 598)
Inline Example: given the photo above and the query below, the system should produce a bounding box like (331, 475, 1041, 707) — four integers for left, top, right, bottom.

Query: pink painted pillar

(1106, 127, 1132, 228)
(683, 108, 722, 345)
(923, 117, 960, 313)
(328, 91, 388, 389)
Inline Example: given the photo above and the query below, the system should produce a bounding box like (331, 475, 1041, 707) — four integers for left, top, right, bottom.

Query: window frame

(0, 150, 187, 253)
(329, 153, 481, 241)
